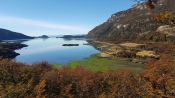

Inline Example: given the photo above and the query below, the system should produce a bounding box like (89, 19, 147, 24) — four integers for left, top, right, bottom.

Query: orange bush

(0, 58, 174, 98)
(143, 55, 175, 97)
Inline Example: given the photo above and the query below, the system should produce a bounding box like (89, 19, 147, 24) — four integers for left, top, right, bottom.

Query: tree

(134, 0, 158, 9)
(35, 80, 47, 98)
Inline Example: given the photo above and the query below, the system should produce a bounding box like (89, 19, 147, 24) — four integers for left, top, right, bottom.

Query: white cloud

(0, 15, 89, 33)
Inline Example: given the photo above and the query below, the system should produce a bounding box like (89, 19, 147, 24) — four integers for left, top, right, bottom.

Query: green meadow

(54, 54, 144, 72)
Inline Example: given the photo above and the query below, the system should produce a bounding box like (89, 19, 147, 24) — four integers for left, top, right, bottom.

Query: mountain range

(88, 0, 175, 42)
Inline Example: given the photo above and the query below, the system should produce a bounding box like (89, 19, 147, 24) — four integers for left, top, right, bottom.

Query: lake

(15, 38, 100, 64)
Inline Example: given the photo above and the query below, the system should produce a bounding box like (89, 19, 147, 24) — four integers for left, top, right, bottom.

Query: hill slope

(0, 28, 33, 40)
(88, 0, 175, 42)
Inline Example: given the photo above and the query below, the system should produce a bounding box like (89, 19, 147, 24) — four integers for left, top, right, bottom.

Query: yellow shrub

(154, 11, 175, 23)
(136, 50, 156, 58)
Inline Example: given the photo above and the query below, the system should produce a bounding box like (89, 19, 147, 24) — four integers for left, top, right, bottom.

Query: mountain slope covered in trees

(88, 0, 175, 42)
(0, 28, 33, 40)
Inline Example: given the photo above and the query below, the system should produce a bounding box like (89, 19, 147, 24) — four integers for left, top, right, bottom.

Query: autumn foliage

(154, 11, 175, 24)
(0, 57, 174, 98)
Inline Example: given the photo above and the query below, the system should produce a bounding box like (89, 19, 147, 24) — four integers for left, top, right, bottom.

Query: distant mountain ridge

(0, 28, 33, 40)
(37, 35, 49, 38)
(59, 35, 86, 39)
(88, 0, 175, 42)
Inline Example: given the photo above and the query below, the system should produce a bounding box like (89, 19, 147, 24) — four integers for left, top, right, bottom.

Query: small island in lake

(59, 35, 86, 39)
(36, 35, 49, 38)
(62, 44, 79, 46)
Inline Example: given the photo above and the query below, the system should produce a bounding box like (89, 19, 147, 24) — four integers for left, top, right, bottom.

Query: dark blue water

(15, 38, 99, 64)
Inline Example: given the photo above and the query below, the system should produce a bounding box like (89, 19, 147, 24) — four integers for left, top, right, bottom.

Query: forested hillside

(0, 28, 33, 40)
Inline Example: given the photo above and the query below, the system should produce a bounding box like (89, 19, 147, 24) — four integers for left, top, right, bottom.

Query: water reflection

(15, 38, 99, 64)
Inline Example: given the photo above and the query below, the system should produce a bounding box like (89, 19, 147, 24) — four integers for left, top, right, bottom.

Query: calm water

(15, 38, 99, 64)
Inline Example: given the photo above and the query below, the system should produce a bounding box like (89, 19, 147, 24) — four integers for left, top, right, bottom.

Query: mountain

(0, 28, 33, 40)
(37, 35, 49, 38)
(59, 35, 86, 39)
(88, 0, 175, 42)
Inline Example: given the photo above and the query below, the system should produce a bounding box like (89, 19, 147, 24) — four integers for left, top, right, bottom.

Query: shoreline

(0, 42, 27, 59)
(88, 40, 175, 64)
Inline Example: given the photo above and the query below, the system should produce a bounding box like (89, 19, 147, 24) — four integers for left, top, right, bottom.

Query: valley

(0, 0, 175, 97)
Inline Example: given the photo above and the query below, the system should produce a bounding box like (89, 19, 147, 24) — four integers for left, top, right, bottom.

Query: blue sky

(0, 0, 134, 36)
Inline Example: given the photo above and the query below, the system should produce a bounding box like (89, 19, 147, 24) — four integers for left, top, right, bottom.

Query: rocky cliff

(88, 0, 175, 42)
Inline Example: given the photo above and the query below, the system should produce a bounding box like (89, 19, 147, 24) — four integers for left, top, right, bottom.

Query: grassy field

(54, 54, 144, 72)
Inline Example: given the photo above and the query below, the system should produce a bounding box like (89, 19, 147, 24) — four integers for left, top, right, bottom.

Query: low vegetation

(0, 54, 174, 98)
(69, 54, 143, 72)
(154, 11, 175, 24)
(136, 50, 158, 58)
(119, 43, 145, 49)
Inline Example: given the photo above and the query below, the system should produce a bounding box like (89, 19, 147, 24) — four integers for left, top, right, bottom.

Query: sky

(0, 0, 134, 36)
